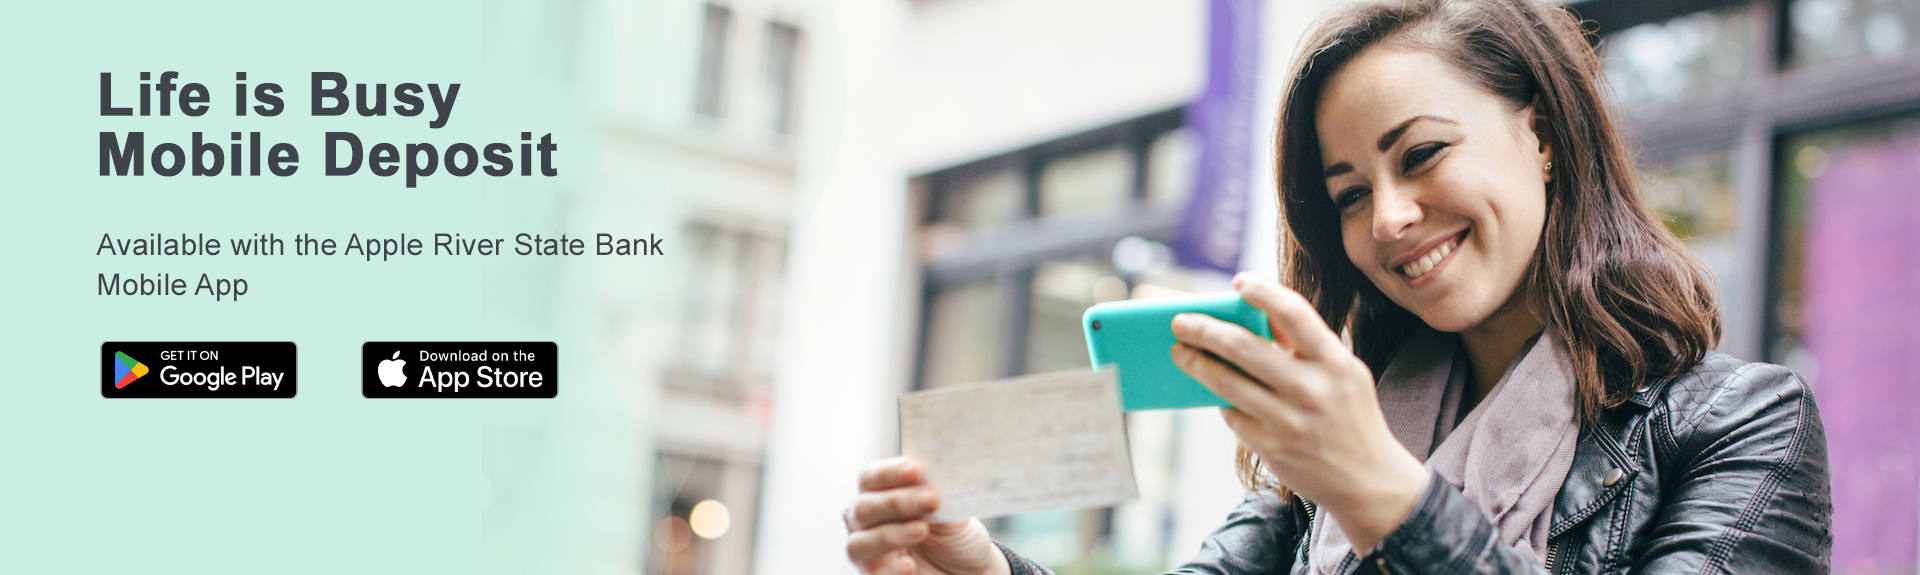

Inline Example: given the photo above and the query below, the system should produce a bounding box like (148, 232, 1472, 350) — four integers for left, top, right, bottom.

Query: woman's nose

(1370, 183, 1423, 241)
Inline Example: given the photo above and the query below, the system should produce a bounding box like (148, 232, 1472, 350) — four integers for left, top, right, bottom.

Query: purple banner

(1174, 0, 1260, 273)
(1804, 140, 1920, 574)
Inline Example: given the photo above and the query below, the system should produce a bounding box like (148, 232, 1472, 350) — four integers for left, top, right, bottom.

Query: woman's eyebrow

(1324, 115, 1461, 178)
(1376, 115, 1458, 152)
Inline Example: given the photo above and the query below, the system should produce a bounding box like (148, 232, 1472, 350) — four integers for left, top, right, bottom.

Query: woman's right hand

(845, 457, 1010, 575)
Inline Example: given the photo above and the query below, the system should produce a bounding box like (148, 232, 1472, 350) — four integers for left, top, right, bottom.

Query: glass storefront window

(939, 167, 1025, 230)
(1641, 149, 1738, 243)
(921, 279, 1005, 388)
(1146, 128, 1197, 207)
(928, 122, 1186, 234)
(1601, 4, 1755, 114)
(1039, 146, 1133, 218)
(1771, 113, 1920, 365)
(1026, 256, 1114, 374)
(1789, 0, 1920, 69)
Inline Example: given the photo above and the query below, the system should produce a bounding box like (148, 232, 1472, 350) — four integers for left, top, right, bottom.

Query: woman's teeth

(1402, 238, 1457, 279)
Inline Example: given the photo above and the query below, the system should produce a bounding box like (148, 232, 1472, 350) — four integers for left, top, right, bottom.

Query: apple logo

(378, 351, 408, 387)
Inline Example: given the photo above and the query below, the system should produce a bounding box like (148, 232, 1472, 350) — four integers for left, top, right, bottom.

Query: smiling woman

(843, 1, 1830, 574)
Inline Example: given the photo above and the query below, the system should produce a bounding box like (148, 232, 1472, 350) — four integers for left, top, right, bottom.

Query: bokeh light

(652, 516, 692, 553)
(689, 499, 731, 539)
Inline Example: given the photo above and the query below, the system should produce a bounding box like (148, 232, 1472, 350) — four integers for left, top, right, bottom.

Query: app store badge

(361, 342, 557, 398)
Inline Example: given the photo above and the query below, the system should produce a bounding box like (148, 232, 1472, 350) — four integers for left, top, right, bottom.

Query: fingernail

(918, 489, 937, 510)
(1172, 314, 1190, 335)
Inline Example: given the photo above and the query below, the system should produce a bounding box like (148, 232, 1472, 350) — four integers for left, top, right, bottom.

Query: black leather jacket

(1000, 352, 1831, 574)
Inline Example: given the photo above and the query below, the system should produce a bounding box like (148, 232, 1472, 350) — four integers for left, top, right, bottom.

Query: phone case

(1082, 292, 1271, 411)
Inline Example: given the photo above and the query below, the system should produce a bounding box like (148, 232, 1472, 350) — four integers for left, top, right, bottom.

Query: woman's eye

(1334, 187, 1370, 211)
(1402, 143, 1447, 172)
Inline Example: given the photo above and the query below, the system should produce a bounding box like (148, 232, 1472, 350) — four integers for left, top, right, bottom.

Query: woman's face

(1314, 47, 1552, 333)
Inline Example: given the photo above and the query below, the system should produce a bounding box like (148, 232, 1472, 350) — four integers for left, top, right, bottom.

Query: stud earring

(1545, 161, 1554, 175)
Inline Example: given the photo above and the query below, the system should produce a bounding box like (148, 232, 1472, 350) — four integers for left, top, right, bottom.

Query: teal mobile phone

(1082, 292, 1272, 411)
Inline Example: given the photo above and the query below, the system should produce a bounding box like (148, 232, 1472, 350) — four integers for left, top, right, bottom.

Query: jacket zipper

(1300, 497, 1396, 575)
(1299, 496, 1316, 563)
(1544, 539, 1560, 573)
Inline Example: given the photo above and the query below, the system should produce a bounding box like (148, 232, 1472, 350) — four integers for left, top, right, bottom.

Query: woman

(843, 0, 1831, 573)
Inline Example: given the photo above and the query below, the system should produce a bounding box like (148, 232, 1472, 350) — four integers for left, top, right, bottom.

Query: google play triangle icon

(113, 351, 148, 389)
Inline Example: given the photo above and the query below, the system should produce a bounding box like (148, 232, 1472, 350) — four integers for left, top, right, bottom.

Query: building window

(694, 4, 732, 117)
(1038, 146, 1133, 218)
(668, 219, 786, 401)
(930, 163, 1026, 233)
(764, 22, 802, 134)
(1641, 148, 1738, 244)
(1144, 128, 1198, 207)
(920, 279, 1005, 390)
(1599, 2, 1756, 115)
(1787, 0, 1920, 69)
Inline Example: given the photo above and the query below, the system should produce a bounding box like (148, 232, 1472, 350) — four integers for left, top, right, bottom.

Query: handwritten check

(899, 368, 1139, 522)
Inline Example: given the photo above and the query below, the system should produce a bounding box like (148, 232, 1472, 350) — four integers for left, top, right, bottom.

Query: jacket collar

(1549, 404, 1641, 539)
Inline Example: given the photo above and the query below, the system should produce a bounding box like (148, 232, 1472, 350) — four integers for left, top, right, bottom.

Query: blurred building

(595, 2, 812, 575)
(489, 1, 818, 575)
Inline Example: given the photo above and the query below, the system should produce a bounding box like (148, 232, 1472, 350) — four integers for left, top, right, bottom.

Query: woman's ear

(1525, 97, 1555, 177)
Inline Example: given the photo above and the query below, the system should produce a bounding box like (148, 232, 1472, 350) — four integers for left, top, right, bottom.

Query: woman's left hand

(1170, 273, 1429, 552)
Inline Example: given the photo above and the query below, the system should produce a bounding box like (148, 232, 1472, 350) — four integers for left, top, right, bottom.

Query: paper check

(898, 368, 1139, 522)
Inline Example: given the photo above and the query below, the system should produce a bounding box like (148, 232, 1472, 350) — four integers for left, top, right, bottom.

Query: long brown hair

(1239, 0, 1721, 491)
